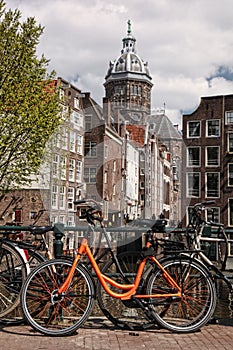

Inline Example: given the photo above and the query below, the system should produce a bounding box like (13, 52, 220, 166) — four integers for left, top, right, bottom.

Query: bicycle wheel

(0, 241, 27, 319)
(146, 255, 216, 333)
(97, 251, 155, 330)
(21, 259, 95, 336)
(0, 249, 45, 325)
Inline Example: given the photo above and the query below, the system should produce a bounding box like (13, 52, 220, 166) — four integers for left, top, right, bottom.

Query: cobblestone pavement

(1, 317, 233, 350)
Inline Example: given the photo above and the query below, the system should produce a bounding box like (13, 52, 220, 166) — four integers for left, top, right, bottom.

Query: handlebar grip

(74, 200, 86, 205)
(202, 200, 215, 206)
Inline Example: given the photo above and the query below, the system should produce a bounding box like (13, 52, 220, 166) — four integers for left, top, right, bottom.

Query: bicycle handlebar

(193, 201, 216, 210)
(73, 199, 103, 225)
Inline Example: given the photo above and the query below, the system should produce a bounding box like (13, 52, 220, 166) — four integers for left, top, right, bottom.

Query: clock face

(132, 114, 140, 121)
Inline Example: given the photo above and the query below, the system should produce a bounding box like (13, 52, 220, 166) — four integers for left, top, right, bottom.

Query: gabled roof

(148, 113, 182, 140)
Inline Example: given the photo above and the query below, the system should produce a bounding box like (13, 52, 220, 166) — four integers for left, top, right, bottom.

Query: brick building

(182, 94, 233, 230)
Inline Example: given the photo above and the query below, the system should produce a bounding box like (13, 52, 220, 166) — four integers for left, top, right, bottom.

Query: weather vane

(127, 19, 131, 35)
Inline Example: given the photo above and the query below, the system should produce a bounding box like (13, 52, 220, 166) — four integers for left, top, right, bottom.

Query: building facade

(182, 94, 233, 230)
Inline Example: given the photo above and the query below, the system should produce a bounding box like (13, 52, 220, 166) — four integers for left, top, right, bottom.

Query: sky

(5, 0, 233, 126)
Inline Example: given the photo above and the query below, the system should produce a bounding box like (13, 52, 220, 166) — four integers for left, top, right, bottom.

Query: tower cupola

(104, 20, 153, 122)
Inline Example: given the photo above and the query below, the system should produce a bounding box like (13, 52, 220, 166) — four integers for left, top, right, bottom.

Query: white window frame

(226, 111, 233, 124)
(187, 147, 200, 167)
(59, 186, 66, 210)
(187, 121, 201, 138)
(52, 154, 59, 177)
(61, 127, 68, 150)
(205, 172, 220, 198)
(186, 172, 200, 198)
(76, 160, 82, 183)
(74, 97, 79, 109)
(206, 207, 220, 223)
(229, 198, 233, 226)
(206, 119, 220, 137)
(228, 163, 233, 186)
(69, 159, 75, 182)
(228, 133, 233, 153)
(84, 167, 96, 183)
(51, 185, 58, 209)
(85, 114, 92, 131)
(69, 131, 76, 152)
(77, 135, 83, 155)
(113, 160, 116, 172)
(68, 187, 75, 211)
(67, 215, 75, 227)
(60, 156, 66, 180)
(206, 146, 220, 167)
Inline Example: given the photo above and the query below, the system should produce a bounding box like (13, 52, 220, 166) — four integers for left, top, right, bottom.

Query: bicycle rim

(21, 259, 95, 336)
(0, 249, 45, 325)
(97, 251, 155, 330)
(146, 256, 216, 333)
(0, 242, 27, 319)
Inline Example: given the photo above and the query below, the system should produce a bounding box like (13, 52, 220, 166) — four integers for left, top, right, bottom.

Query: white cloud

(6, 0, 233, 126)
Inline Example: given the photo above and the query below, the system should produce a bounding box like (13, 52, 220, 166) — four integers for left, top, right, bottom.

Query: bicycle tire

(0, 241, 27, 319)
(21, 259, 95, 336)
(97, 251, 155, 330)
(146, 255, 217, 333)
(0, 249, 45, 325)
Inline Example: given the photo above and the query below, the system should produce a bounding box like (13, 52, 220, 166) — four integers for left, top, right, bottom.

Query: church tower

(104, 20, 153, 124)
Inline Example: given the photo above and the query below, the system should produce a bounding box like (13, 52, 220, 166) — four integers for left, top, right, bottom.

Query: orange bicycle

(20, 199, 216, 336)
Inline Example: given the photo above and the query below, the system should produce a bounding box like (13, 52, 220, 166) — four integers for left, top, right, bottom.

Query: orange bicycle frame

(58, 238, 182, 300)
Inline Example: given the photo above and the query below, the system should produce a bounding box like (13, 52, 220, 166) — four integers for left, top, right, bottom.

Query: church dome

(106, 20, 151, 80)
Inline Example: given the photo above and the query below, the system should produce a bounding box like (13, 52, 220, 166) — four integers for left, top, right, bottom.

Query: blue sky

(6, 0, 233, 126)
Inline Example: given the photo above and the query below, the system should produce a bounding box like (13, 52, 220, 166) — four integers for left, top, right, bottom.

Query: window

(72, 111, 83, 128)
(206, 119, 220, 137)
(187, 147, 200, 167)
(52, 154, 59, 177)
(113, 160, 116, 172)
(228, 133, 233, 152)
(59, 186, 65, 209)
(113, 184, 116, 196)
(228, 164, 233, 186)
(59, 215, 65, 224)
(14, 209, 22, 223)
(67, 215, 75, 227)
(60, 156, 66, 180)
(206, 207, 220, 223)
(69, 159, 75, 182)
(187, 121, 201, 138)
(104, 145, 108, 159)
(77, 135, 82, 154)
(61, 127, 68, 149)
(52, 185, 58, 209)
(69, 131, 75, 152)
(229, 199, 233, 226)
(206, 172, 220, 198)
(226, 111, 233, 124)
(206, 147, 220, 166)
(59, 89, 65, 100)
(187, 173, 200, 197)
(85, 115, 92, 131)
(74, 97, 79, 109)
(68, 187, 74, 210)
(84, 141, 97, 157)
(104, 171, 108, 184)
(51, 216, 58, 224)
(84, 167, 96, 183)
(76, 161, 82, 183)
(30, 211, 37, 220)
(140, 181, 145, 189)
